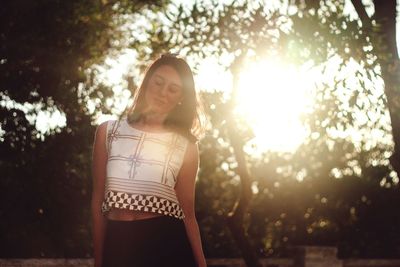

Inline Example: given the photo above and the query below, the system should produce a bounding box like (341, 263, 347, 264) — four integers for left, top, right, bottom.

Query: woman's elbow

(183, 209, 197, 222)
(91, 195, 103, 211)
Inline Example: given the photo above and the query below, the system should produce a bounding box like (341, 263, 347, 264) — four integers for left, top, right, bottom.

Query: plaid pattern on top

(101, 117, 188, 220)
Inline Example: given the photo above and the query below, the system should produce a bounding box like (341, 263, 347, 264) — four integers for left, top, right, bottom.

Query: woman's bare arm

(175, 141, 207, 267)
(91, 121, 108, 267)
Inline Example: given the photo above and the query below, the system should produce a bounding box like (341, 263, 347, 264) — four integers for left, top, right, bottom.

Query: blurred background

(1, 0, 399, 262)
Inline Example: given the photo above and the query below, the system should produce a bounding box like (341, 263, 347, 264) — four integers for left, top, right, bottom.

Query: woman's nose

(158, 84, 168, 96)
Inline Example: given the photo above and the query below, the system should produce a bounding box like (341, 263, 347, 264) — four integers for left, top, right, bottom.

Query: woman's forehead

(152, 65, 183, 85)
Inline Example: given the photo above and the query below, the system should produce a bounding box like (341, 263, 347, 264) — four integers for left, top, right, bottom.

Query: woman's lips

(154, 98, 166, 105)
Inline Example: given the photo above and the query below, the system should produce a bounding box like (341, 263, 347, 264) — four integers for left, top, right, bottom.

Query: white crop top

(101, 116, 189, 219)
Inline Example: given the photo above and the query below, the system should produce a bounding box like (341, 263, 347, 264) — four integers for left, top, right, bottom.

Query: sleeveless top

(101, 117, 189, 220)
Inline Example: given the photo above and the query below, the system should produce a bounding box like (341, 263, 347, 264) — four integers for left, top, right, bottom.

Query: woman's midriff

(106, 208, 163, 221)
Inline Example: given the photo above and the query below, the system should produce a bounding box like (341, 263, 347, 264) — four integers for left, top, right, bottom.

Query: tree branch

(350, 0, 372, 29)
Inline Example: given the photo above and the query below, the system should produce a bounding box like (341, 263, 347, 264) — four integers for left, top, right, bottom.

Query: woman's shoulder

(95, 119, 119, 136)
(177, 133, 198, 153)
(174, 130, 198, 149)
(181, 138, 199, 166)
(173, 127, 199, 145)
(98, 119, 115, 129)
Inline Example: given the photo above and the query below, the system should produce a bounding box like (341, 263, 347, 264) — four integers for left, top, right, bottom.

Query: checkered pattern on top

(101, 190, 185, 219)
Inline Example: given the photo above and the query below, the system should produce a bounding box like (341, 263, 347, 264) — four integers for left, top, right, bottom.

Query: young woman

(91, 53, 207, 267)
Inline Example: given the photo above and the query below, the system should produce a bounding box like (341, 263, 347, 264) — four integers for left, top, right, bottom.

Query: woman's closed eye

(154, 80, 164, 87)
(169, 86, 181, 94)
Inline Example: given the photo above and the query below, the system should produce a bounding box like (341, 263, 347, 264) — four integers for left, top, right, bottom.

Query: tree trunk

(372, 1, 400, 176)
(225, 55, 262, 267)
(351, 0, 400, 176)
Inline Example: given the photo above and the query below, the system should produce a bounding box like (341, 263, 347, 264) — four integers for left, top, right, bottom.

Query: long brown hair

(123, 53, 206, 143)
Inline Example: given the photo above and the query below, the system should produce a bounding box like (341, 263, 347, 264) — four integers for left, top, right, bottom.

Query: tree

(138, 0, 399, 263)
(292, 0, 399, 177)
(350, 0, 400, 180)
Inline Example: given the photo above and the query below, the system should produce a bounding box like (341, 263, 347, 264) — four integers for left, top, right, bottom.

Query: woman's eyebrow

(170, 83, 182, 89)
(154, 74, 165, 80)
(154, 74, 182, 88)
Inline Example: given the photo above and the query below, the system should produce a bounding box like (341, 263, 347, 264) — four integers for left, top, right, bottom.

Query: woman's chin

(143, 108, 169, 116)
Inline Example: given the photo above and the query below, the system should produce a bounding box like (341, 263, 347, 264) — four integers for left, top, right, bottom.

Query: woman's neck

(138, 111, 168, 129)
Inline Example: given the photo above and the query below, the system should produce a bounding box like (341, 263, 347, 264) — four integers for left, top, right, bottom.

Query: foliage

(195, 90, 399, 258)
(1, 0, 399, 259)
(143, 0, 399, 258)
(0, 0, 168, 257)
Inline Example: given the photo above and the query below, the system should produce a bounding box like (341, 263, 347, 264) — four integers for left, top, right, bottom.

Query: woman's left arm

(175, 141, 207, 267)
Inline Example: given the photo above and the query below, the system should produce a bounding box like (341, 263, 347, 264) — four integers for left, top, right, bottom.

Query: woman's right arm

(91, 121, 108, 267)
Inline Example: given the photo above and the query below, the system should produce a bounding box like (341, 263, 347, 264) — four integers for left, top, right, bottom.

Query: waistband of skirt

(106, 214, 182, 225)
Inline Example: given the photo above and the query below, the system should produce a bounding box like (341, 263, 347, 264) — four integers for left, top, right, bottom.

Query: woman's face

(144, 64, 183, 115)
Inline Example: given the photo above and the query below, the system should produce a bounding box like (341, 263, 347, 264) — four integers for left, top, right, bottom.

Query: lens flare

(235, 58, 313, 154)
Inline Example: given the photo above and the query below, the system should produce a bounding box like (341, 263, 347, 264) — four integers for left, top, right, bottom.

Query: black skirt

(101, 215, 196, 267)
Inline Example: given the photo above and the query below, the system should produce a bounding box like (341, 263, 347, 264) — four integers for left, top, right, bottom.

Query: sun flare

(97, 53, 315, 154)
(235, 59, 313, 154)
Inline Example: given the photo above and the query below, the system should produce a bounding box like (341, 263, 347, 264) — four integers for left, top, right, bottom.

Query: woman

(91, 53, 207, 267)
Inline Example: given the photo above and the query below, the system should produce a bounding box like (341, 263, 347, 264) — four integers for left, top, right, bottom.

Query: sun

(235, 58, 313, 154)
